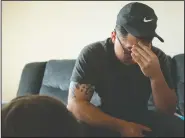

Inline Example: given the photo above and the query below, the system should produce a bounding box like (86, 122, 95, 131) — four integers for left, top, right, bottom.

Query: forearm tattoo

(69, 81, 95, 99)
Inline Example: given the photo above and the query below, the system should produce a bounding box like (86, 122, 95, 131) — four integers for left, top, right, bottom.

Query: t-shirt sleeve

(159, 55, 175, 89)
(70, 45, 98, 85)
(152, 46, 175, 90)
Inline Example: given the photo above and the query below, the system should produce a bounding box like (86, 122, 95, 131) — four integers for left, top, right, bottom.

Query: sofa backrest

(39, 60, 76, 105)
(17, 62, 47, 97)
(172, 54, 184, 115)
(39, 59, 101, 106)
(172, 54, 184, 83)
(17, 54, 184, 113)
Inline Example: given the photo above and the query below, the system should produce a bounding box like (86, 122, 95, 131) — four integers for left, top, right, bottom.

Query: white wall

(2, 1, 184, 101)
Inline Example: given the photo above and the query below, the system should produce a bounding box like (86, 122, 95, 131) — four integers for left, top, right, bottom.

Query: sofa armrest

(17, 62, 47, 97)
(172, 54, 184, 116)
(174, 113, 184, 120)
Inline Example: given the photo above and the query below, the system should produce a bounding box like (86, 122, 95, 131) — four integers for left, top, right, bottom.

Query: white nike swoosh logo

(143, 17, 153, 22)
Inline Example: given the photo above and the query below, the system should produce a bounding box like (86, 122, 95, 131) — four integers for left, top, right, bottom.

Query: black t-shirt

(70, 38, 174, 119)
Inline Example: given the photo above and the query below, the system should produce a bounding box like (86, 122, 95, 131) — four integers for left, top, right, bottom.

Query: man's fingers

(138, 124, 152, 131)
(131, 53, 144, 67)
(138, 41, 155, 57)
(131, 46, 149, 62)
(142, 126, 152, 131)
(132, 45, 151, 60)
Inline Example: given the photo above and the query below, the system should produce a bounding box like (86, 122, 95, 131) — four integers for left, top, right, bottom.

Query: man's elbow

(164, 91, 178, 114)
(157, 104, 176, 115)
(67, 100, 76, 113)
(67, 99, 86, 121)
(167, 105, 177, 115)
(67, 99, 84, 114)
(169, 89, 178, 113)
(168, 95, 178, 114)
(155, 96, 177, 115)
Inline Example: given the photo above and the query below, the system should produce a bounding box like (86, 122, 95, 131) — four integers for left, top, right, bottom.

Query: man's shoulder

(79, 38, 111, 58)
(152, 46, 170, 61)
(70, 38, 111, 84)
(152, 46, 172, 73)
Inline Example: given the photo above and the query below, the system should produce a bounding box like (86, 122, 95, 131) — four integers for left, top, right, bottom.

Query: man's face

(111, 31, 152, 65)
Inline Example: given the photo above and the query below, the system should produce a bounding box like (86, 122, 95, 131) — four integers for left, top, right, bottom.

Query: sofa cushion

(39, 60, 76, 105)
(172, 54, 184, 115)
(39, 60, 101, 106)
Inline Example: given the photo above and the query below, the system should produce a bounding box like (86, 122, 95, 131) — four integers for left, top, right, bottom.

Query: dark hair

(2, 95, 83, 137)
(114, 25, 154, 42)
(115, 25, 128, 37)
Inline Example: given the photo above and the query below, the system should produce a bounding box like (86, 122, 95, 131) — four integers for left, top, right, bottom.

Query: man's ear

(111, 31, 116, 43)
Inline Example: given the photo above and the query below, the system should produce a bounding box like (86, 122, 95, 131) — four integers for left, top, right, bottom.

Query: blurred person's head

(2, 95, 82, 137)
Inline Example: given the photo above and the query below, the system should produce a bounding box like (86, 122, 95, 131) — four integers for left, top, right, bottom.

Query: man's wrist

(113, 118, 128, 132)
(150, 69, 164, 81)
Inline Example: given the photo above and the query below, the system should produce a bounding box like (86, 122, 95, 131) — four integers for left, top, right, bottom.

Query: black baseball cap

(116, 2, 164, 42)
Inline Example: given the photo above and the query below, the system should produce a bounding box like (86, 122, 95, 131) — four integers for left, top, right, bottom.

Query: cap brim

(154, 33, 164, 42)
(122, 24, 164, 42)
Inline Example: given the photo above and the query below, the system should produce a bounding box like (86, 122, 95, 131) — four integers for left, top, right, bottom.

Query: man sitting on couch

(67, 2, 184, 137)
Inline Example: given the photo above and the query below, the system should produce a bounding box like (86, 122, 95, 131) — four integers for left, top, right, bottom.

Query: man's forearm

(67, 100, 127, 132)
(150, 71, 177, 114)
